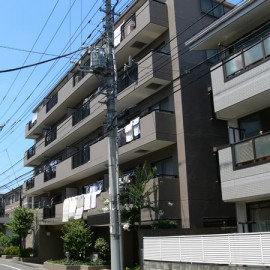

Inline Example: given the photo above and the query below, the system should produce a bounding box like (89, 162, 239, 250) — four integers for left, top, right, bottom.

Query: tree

(61, 220, 93, 260)
(119, 161, 159, 232)
(6, 207, 34, 249)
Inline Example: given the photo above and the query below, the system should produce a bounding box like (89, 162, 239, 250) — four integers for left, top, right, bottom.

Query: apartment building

(0, 187, 21, 231)
(186, 0, 270, 233)
(23, 0, 235, 265)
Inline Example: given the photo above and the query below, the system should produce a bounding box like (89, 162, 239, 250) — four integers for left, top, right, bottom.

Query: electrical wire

(0, 0, 243, 191)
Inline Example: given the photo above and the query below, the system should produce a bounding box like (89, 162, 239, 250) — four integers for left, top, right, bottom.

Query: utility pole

(104, 0, 123, 269)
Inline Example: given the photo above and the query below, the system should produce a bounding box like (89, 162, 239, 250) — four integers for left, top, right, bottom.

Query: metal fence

(144, 232, 270, 266)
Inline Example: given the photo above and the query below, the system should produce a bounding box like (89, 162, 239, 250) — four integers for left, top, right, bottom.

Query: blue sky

(0, 0, 106, 193)
(0, 0, 241, 193)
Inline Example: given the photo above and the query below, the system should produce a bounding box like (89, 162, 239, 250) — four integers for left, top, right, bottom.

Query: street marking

(0, 264, 21, 270)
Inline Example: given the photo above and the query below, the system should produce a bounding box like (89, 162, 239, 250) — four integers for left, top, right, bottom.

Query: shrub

(20, 247, 34, 257)
(94, 238, 110, 260)
(152, 219, 178, 229)
(0, 233, 11, 248)
(61, 220, 93, 260)
(4, 246, 20, 255)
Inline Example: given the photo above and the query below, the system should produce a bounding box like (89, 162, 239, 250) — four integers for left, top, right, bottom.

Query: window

(201, 0, 224, 18)
(238, 108, 270, 140)
(206, 50, 220, 64)
(155, 41, 170, 54)
(152, 157, 174, 177)
(247, 201, 270, 232)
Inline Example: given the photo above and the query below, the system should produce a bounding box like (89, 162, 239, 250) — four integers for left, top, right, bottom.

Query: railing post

(260, 233, 264, 265)
(228, 234, 232, 265)
(201, 236, 205, 263)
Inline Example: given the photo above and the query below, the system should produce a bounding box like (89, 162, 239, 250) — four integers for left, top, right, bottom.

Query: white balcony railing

(144, 232, 270, 266)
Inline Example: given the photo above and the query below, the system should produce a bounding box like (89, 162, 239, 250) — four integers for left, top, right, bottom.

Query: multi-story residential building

(23, 0, 235, 265)
(0, 187, 22, 230)
(186, 0, 270, 234)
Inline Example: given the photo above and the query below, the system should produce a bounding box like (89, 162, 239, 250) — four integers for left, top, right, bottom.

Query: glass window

(225, 53, 243, 77)
(201, 0, 224, 18)
(247, 201, 270, 232)
(244, 43, 264, 67)
(239, 113, 262, 139)
(153, 158, 173, 177)
(206, 50, 220, 64)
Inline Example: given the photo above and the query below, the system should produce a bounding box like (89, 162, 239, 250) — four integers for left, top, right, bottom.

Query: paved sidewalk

(0, 257, 45, 269)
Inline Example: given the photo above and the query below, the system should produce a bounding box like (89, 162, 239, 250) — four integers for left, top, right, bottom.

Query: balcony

(211, 34, 270, 120)
(36, 202, 63, 225)
(26, 145, 36, 159)
(218, 132, 270, 202)
(117, 51, 172, 111)
(25, 71, 100, 139)
(24, 93, 106, 167)
(25, 177, 35, 190)
(141, 176, 180, 222)
(25, 110, 176, 196)
(115, 0, 168, 67)
(46, 94, 58, 113)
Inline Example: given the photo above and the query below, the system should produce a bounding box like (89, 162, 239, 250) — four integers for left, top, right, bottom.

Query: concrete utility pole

(104, 0, 123, 269)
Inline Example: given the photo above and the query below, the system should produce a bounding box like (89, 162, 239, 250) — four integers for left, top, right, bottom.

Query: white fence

(144, 232, 270, 266)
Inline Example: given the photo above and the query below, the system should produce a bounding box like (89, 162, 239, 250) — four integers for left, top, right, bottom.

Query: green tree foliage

(6, 207, 34, 249)
(94, 237, 110, 260)
(61, 220, 93, 260)
(119, 161, 158, 230)
(0, 232, 11, 248)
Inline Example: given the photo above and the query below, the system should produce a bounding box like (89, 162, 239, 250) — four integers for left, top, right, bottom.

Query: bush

(3, 246, 34, 257)
(20, 247, 34, 257)
(0, 233, 11, 248)
(48, 258, 107, 266)
(152, 219, 178, 229)
(4, 246, 20, 255)
(61, 220, 93, 260)
(94, 238, 110, 260)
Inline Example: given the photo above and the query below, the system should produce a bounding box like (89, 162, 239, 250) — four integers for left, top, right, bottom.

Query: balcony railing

(72, 100, 91, 126)
(45, 127, 57, 146)
(233, 132, 270, 168)
(44, 167, 56, 182)
(117, 65, 138, 94)
(72, 146, 90, 169)
(46, 94, 58, 113)
(43, 204, 56, 219)
(26, 145, 36, 159)
(224, 34, 270, 78)
(28, 119, 37, 131)
(25, 177, 35, 190)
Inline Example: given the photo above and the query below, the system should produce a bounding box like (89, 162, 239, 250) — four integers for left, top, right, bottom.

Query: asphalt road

(0, 259, 45, 270)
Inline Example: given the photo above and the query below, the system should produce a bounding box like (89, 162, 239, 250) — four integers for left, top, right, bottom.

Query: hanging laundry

(125, 121, 133, 142)
(132, 117, 140, 138)
(74, 195, 84, 220)
(84, 192, 91, 211)
(62, 198, 70, 222)
(68, 196, 77, 220)
(90, 189, 101, 209)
